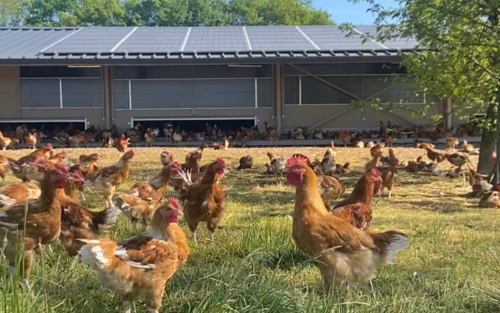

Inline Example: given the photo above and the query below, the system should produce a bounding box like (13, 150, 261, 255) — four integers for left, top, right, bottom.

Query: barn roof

(0, 26, 418, 65)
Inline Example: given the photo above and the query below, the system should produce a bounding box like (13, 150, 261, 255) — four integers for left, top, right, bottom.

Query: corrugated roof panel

(43, 27, 135, 54)
(0, 28, 78, 58)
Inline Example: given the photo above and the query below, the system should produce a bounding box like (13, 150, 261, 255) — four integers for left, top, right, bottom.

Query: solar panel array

(0, 28, 77, 58)
(114, 27, 189, 53)
(183, 27, 248, 52)
(300, 26, 384, 50)
(44, 27, 135, 53)
(353, 25, 418, 49)
(0, 25, 417, 59)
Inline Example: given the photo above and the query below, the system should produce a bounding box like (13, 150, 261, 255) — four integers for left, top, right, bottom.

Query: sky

(312, 0, 398, 24)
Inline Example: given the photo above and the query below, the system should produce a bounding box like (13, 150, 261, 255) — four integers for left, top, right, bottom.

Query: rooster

(286, 156, 408, 291)
(79, 198, 189, 313)
(180, 157, 226, 243)
(0, 154, 10, 185)
(332, 169, 382, 229)
(0, 162, 67, 287)
(84, 150, 134, 208)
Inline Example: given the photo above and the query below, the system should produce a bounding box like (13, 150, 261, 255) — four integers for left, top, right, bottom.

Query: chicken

(0, 154, 10, 185)
(423, 147, 447, 163)
(213, 139, 230, 150)
(164, 123, 174, 142)
(84, 150, 134, 208)
(381, 148, 400, 168)
(49, 150, 68, 166)
(237, 155, 253, 170)
(160, 151, 174, 167)
(265, 152, 286, 175)
(320, 153, 336, 176)
(236, 130, 248, 147)
(180, 158, 226, 243)
(10, 144, 53, 182)
(355, 141, 365, 148)
(0, 131, 12, 150)
(59, 171, 121, 258)
(334, 162, 351, 175)
(339, 129, 352, 147)
(0, 162, 67, 286)
(365, 152, 382, 172)
(79, 198, 189, 313)
(332, 169, 382, 229)
(286, 157, 408, 291)
(116, 134, 129, 155)
(417, 142, 435, 150)
(117, 163, 184, 229)
(370, 143, 385, 157)
(365, 141, 375, 149)
(172, 130, 183, 143)
(383, 135, 395, 147)
(25, 133, 37, 150)
(446, 153, 466, 167)
(461, 140, 475, 153)
(376, 167, 396, 198)
(317, 175, 345, 206)
(182, 150, 202, 174)
(478, 191, 499, 208)
(0, 182, 40, 207)
(446, 137, 459, 149)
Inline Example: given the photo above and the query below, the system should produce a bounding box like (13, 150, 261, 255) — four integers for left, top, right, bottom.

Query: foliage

(341, 0, 500, 131)
(0, 0, 333, 27)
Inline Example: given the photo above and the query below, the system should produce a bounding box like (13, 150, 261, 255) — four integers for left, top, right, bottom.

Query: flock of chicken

(0, 134, 496, 313)
(0, 119, 480, 151)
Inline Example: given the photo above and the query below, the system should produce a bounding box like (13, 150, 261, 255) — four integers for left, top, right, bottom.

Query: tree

(0, 0, 30, 26)
(75, 0, 125, 26)
(26, 0, 78, 26)
(227, 0, 333, 25)
(341, 0, 500, 177)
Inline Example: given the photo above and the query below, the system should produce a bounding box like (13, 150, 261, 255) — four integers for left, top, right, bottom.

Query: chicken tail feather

(369, 231, 409, 264)
(79, 239, 116, 270)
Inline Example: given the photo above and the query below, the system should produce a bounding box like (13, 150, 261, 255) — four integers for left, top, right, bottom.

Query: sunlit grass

(0, 146, 498, 313)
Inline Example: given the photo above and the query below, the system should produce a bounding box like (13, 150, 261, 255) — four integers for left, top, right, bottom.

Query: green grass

(0, 146, 499, 313)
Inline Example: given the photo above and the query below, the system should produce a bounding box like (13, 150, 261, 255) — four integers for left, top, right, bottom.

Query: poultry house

(0, 131, 12, 150)
(316, 175, 345, 206)
(79, 198, 189, 313)
(0, 162, 67, 287)
(180, 157, 226, 243)
(237, 155, 253, 170)
(285, 156, 408, 291)
(84, 150, 134, 208)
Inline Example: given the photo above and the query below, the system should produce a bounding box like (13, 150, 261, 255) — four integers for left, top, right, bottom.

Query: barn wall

(0, 66, 21, 118)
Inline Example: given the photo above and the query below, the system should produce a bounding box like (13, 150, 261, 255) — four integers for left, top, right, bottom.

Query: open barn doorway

(130, 117, 256, 140)
(0, 119, 88, 145)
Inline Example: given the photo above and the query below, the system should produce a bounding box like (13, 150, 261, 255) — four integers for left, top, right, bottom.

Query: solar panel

(183, 27, 248, 52)
(114, 27, 189, 53)
(44, 27, 135, 54)
(245, 26, 315, 51)
(353, 25, 418, 49)
(0, 28, 77, 58)
(299, 26, 382, 50)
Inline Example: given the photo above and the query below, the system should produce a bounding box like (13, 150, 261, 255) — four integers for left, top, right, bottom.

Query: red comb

(172, 161, 181, 168)
(216, 157, 225, 165)
(46, 143, 53, 149)
(55, 163, 68, 174)
(285, 156, 308, 168)
(168, 197, 179, 210)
